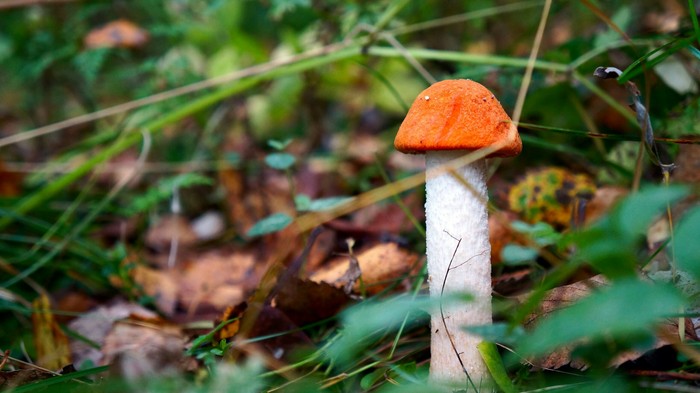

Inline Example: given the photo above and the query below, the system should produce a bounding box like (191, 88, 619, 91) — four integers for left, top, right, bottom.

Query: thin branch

(438, 236, 477, 391)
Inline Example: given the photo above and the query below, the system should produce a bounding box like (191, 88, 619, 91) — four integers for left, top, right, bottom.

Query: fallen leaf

(102, 318, 187, 380)
(489, 210, 520, 264)
(508, 167, 596, 229)
(673, 144, 700, 184)
(214, 303, 246, 341)
(584, 186, 628, 225)
(55, 291, 98, 324)
(274, 277, 352, 326)
(84, 19, 149, 49)
(247, 305, 314, 359)
(131, 265, 178, 316)
(178, 251, 257, 316)
(32, 295, 71, 370)
(145, 215, 199, 253)
(0, 161, 22, 197)
(67, 301, 158, 369)
(520, 276, 695, 369)
(311, 242, 421, 295)
(0, 369, 54, 390)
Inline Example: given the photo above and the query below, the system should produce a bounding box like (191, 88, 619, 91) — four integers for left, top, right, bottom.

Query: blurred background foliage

(1, 0, 700, 391)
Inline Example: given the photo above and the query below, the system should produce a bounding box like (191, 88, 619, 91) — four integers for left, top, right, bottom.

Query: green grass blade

(9, 365, 110, 393)
(0, 46, 362, 230)
(689, 0, 700, 47)
(478, 342, 517, 393)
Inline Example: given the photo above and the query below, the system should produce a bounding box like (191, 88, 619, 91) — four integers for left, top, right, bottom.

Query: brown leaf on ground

(32, 295, 71, 370)
(214, 302, 247, 341)
(68, 301, 158, 369)
(145, 215, 199, 254)
(584, 186, 628, 225)
(521, 275, 608, 327)
(247, 305, 314, 359)
(102, 317, 188, 380)
(521, 276, 696, 370)
(0, 161, 22, 197)
(508, 167, 596, 229)
(55, 291, 98, 324)
(274, 277, 352, 326)
(673, 144, 700, 184)
(130, 265, 179, 316)
(0, 369, 54, 390)
(304, 229, 336, 272)
(84, 19, 149, 49)
(215, 302, 314, 361)
(178, 251, 257, 316)
(521, 275, 606, 370)
(311, 242, 421, 295)
(492, 268, 532, 295)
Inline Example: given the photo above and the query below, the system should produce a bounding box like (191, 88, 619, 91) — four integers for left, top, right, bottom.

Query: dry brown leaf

(489, 210, 519, 264)
(32, 295, 71, 370)
(0, 161, 22, 197)
(673, 144, 700, 184)
(178, 251, 257, 315)
(0, 369, 54, 390)
(102, 318, 187, 380)
(311, 242, 421, 295)
(304, 229, 336, 272)
(274, 277, 352, 326)
(522, 275, 608, 327)
(584, 186, 628, 225)
(521, 276, 695, 370)
(145, 215, 199, 253)
(214, 303, 246, 341)
(55, 291, 98, 324)
(84, 19, 149, 49)
(68, 301, 157, 369)
(215, 303, 314, 360)
(130, 265, 178, 316)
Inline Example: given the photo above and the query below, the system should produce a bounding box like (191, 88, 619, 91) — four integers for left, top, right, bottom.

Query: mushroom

(394, 79, 521, 385)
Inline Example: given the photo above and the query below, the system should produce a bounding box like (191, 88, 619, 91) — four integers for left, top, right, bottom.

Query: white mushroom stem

(425, 150, 492, 385)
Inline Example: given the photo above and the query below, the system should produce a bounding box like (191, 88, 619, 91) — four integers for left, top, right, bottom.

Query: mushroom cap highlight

(394, 79, 522, 158)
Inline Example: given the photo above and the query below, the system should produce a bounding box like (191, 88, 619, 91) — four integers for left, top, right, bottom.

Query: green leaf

(306, 196, 353, 212)
(246, 213, 293, 237)
(520, 279, 686, 356)
(466, 323, 526, 346)
(267, 138, 293, 151)
(124, 174, 212, 215)
(675, 207, 700, 280)
(478, 342, 517, 393)
(511, 221, 561, 247)
(593, 7, 631, 49)
(295, 195, 353, 212)
(501, 244, 538, 266)
(294, 194, 312, 211)
(619, 36, 696, 83)
(265, 152, 296, 170)
(360, 368, 386, 390)
(614, 186, 687, 238)
(571, 185, 687, 277)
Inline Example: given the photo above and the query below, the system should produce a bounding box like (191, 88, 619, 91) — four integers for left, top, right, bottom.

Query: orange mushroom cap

(394, 79, 522, 158)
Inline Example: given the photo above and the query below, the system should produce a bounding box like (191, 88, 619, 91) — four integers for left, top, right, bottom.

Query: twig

(439, 235, 476, 391)
(511, 0, 552, 125)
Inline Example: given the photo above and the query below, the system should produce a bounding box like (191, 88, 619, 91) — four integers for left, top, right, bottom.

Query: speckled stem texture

(425, 151, 492, 387)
